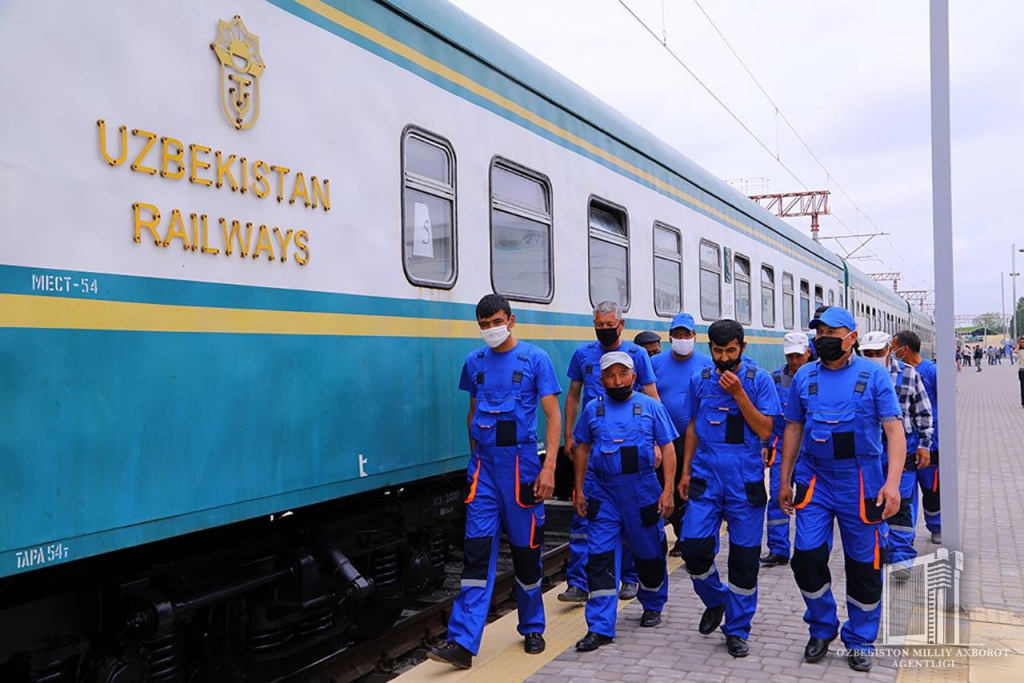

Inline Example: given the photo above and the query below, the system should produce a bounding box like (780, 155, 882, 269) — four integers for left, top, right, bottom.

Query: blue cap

(670, 313, 696, 331)
(809, 306, 857, 332)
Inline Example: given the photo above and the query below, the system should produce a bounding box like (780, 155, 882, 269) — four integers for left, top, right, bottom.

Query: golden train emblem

(210, 16, 265, 130)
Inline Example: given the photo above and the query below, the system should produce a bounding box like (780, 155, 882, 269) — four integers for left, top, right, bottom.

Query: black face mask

(595, 327, 620, 347)
(714, 357, 740, 374)
(606, 385, 633, 402)
(815, 335, 847, 362)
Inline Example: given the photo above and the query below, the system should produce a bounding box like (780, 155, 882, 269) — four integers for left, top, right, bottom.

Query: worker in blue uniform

(861, 331, 933, 580)
(634, 330, 663, 357)
(571, 351, 678, 652)
(761, 332, 812, 568)
(779, 307, 904, 673)
(651, 312, 714, 556)
(428, 294, 563, 669)
(561, 301, 659, 604)
(892, 330, 941, 544)
(678, 319, 781, 658)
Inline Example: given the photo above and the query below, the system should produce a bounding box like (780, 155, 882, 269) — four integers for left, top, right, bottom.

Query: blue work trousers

(447, 450, 545, 655)
(584, 471, 668, 638)
(568, 474, 638, 591)
(790, 456, 888, 652)
(887, 469, 918, 566)
(766, 436, 791, 558)
(680, 447, 766, 639)
(917, 458, 941, 533)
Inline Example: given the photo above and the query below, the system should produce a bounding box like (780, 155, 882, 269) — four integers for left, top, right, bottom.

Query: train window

(782, 272, 794, 329)
(401, 128, 456, 288)
(699, 240, 721, 320)
(490, 159, 553, 302)
(589, 198, 630, 308)
(761, 265, 776, 327)
(828, 289, 835, 307)
(653, 222, 682, 317)
(814, 285, 824, 311)
(734, 254, 752, 324)
(800, 279, 811, 329)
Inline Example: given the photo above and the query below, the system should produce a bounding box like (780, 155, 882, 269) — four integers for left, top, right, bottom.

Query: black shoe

(575, 631, 613, 652)
(618, 582, 638, 601)
(524, 633, 545, 654)
(803, 635, 835, 663)
(698, 604, 725, 635)
(640, 609, 661, 627)
(427, 640, 473, 669)
(669, 540, 684, 557)
(726, 635, 749, 658)
(848, 650, 872, 671)
(759, 552, 789, 567)
(557, 585, 589, 603)
(931, 531, 942, 544)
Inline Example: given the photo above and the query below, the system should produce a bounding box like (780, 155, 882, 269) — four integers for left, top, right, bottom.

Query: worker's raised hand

(877, 482, 901, 519)
(779, 481, 795, 516)
(533, 468, 555, 502)
(718, 370, 744, 397)
(573, 489, 587, 518)
(677, 473, 690, 501)
(658, 488, 675, 519)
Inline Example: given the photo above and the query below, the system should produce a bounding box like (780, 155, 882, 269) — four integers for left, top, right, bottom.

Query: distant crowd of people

(959, 339, 1019, 372)
(957, 338, 1024, 407)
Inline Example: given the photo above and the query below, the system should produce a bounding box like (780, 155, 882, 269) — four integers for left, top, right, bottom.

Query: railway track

(287, 540, 570, 683)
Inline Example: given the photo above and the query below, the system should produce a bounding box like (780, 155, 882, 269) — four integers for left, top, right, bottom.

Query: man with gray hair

(559, 301, 659, 603)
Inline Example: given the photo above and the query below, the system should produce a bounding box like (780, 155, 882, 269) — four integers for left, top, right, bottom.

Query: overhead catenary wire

(689, 0, 932, 292)
(615, 0, 930, 291)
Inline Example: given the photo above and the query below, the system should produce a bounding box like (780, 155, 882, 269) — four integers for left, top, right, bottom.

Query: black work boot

(523, 633, 545, 654)
(803, 635, 835, 663)
(575, 632, 613, 652)
(557, 585, 588, 603)
(698, 604, 725, 635)
(427, 640, 473, 669)
(640, 609, 661, 627)
(726, 635, 749, 658)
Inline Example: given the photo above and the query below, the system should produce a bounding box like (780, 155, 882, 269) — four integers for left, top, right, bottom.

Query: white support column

(930, 0, 960, 553)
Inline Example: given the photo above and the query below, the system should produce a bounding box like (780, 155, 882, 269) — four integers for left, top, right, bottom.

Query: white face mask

(866, 355, 888, 368)
(671, 337, 695, 356)
(481, 325, 511, 349)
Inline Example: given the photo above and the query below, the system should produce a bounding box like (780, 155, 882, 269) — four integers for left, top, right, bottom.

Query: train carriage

(0, 0, 933, 679)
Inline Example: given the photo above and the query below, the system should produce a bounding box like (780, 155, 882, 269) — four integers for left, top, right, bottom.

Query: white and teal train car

(0, 0, 933, 679)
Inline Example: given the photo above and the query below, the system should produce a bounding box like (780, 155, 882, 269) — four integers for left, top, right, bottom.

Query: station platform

(398, 363, 1024, 682)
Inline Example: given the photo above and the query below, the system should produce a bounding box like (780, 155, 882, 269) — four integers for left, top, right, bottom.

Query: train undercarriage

(0, 473, 466, 683)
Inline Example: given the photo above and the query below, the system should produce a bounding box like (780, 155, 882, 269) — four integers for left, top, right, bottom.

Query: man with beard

(678, 319, 781, 658)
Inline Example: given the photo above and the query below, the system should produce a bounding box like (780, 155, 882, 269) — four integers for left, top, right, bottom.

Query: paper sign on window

(413, 201, 434, 258)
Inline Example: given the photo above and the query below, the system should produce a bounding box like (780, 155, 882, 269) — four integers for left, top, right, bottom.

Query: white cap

(600, 351, 634, 371)
(861, 331, 891, 351)
(783, 332, 810, 355)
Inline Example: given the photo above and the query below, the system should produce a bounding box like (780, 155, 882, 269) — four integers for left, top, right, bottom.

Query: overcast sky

(448, 0, 1024, 319)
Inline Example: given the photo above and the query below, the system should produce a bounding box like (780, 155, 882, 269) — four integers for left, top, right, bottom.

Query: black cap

(633, 331, 661, 345)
